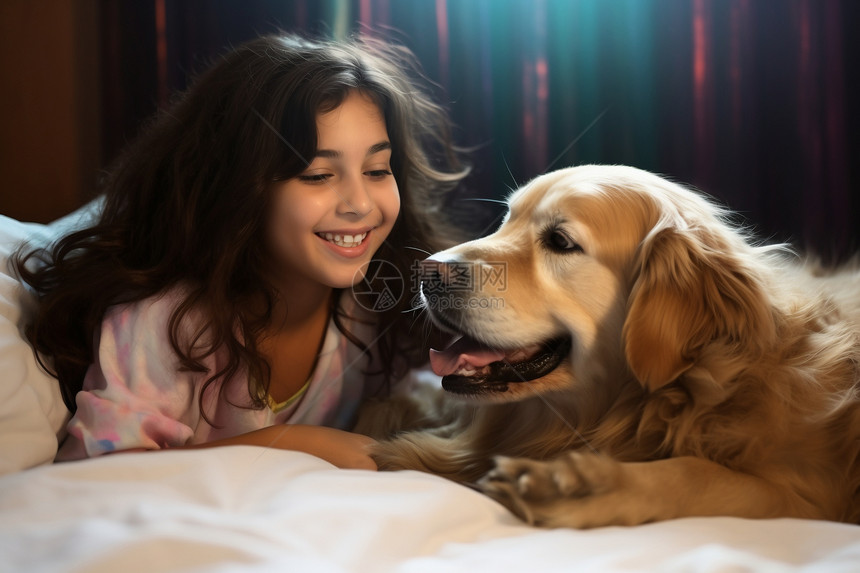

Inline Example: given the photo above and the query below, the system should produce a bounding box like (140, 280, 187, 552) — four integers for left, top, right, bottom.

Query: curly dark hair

(15, 33, 468, 418)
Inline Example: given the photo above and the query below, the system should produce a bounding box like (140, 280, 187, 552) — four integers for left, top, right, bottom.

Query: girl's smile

(316, 228, 374, 257)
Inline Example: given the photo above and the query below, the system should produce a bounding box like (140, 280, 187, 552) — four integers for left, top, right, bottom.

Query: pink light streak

(436, 0, 449, 88)
(360, 0, 372, 27)
(693, 0, 713, 182)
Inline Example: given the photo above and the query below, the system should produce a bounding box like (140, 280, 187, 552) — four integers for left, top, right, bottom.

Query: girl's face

(266, 91, 401, 293)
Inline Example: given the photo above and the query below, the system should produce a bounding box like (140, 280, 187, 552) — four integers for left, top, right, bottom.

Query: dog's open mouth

(429, 335, 572, 395)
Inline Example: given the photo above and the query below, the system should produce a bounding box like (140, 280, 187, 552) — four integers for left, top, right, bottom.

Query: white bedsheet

(2, 447, 859, 572)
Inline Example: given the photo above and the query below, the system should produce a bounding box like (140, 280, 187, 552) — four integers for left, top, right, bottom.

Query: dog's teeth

(455, 365, 492, 377)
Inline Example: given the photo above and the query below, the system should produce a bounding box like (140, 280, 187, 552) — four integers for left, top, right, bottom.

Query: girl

(15, 34, 467, 469)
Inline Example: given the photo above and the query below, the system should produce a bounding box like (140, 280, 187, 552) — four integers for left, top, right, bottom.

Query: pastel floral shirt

(56, 288, 379, 460)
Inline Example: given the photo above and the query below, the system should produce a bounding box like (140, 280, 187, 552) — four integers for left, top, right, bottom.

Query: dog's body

(360, 165, 860, 528)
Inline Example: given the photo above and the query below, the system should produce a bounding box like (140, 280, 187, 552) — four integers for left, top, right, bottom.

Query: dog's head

(422, 165, 776, 402)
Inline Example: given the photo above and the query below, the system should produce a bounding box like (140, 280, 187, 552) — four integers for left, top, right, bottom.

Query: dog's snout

(419, 257, 471, 293)
(420, 265, 444, 294)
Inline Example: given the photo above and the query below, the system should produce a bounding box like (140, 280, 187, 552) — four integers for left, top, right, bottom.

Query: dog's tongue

(429, 335, 506, 376)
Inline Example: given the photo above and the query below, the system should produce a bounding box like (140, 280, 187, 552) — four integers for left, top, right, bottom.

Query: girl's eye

(365, 169, 393, 180)
(297, 173, 332, 184)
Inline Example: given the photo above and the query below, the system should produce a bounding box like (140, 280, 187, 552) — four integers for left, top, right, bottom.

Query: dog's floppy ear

(623, 226, 774, 391)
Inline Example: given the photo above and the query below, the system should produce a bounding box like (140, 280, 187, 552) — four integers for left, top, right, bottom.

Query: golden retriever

(360, 164, 860, 528)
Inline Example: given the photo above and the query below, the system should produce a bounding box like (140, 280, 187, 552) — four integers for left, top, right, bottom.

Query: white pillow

(0, 201, 100, 474)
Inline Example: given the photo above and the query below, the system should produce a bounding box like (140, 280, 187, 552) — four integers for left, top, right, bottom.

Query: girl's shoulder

(102, 284, 200, 336)
(106, 284, 185, 316)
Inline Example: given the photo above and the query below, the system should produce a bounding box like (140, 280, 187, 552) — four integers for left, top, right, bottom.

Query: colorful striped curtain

(104, 0, 858, 259)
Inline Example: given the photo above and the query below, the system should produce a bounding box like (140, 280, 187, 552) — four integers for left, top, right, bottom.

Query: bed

(2, 208, 860, 572)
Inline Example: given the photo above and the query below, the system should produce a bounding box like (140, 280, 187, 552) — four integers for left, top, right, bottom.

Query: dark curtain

(101, 0, 860, 260)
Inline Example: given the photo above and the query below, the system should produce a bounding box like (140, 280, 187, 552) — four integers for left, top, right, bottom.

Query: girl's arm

(111, 426, 378, 470)
(176, 425, 379, 470)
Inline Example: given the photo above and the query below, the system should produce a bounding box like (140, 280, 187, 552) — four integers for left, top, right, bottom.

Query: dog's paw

(477, 451, 624, 527)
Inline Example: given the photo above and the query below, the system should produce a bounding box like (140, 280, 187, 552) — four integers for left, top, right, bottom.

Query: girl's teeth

(321, 232, 367, 248)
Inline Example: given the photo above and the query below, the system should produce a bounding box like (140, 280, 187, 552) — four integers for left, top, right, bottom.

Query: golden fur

(358, 165, 860, 528)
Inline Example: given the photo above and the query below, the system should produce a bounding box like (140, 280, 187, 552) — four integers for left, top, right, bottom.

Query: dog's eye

(543, 229, 583, 253)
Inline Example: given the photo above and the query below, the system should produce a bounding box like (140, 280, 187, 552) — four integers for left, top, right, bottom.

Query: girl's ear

(622, 226, 774, 391)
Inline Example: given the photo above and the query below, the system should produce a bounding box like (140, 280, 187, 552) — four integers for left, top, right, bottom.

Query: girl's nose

(336, 176, 373, 218)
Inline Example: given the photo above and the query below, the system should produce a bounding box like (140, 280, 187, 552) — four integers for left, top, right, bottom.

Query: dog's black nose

(419, 257, 473, 295)
(419, 259, 446, 295)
